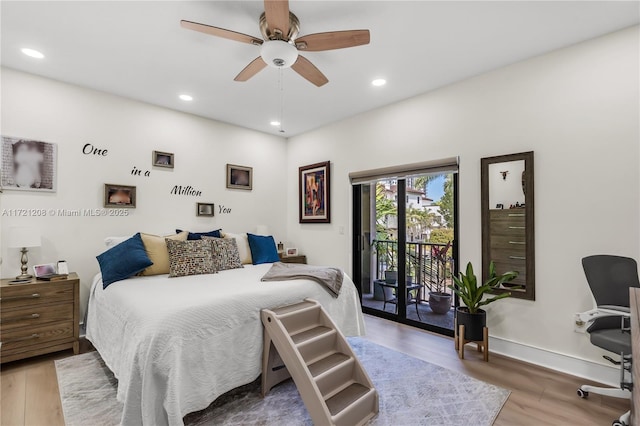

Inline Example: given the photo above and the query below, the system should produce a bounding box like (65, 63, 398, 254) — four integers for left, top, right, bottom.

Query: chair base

(578, 384, 631, 399)
(577, 385, 630, 426)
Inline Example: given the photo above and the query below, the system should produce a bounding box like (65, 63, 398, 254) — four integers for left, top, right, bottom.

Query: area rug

(55, 337, 509, 426)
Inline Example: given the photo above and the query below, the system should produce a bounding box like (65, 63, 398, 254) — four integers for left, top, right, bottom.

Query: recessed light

(21, 48, 44, 59)
(270, 121, 281, 126)
(371, 78, 386, 87)
(179, 94, 193, 101)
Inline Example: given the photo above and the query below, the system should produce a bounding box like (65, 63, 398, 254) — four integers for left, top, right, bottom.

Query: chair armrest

(576, 307, 631, 324)
(598, 305, 630, 313)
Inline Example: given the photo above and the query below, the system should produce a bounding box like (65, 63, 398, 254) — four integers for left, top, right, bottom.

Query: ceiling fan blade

(264, 0, 290, 38)
(291, 56, 328, 87)
(181, 20, 263, 46)
(234, 57, 268, 82)
(295, 30, 370, 51)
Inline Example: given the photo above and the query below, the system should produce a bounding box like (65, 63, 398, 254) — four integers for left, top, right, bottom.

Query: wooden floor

(1, 315, 630, 425)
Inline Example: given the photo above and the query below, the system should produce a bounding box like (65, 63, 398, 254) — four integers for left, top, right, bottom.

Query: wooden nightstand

(1, 273, 80, 363)
(279, 254, 307, 264)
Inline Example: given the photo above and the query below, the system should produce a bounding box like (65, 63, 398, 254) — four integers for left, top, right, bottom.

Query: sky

(426, 174, 446, 202)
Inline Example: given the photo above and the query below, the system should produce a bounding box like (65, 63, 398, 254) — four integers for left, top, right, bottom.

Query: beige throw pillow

(140, 231, 188, 275)
(222, 232, 252, 264)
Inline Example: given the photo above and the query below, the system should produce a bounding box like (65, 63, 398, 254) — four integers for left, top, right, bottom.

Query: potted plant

(449, 261, 518, 341)
(428, 241, 453, 314)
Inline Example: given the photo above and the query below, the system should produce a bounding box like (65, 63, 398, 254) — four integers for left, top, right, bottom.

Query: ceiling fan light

(260, 40, 298, 69)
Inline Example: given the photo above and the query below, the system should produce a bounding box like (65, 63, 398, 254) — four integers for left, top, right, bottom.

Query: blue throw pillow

(247, 233, 280, 265)
(176, 229, 222, 240)
(96, 233, 153, 289)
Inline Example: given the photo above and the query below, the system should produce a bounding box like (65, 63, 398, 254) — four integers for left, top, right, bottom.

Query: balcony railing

(373, 239, 454, 301)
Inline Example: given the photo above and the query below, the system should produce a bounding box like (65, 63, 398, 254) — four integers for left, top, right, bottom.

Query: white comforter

(85, 264, 365, 426)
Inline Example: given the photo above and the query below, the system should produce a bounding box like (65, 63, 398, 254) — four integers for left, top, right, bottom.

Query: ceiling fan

(181, 0, 370, 87)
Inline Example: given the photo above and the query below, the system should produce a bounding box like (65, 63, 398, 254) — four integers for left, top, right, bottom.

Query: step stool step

(291, 326, 332, 345)
(308, 352, 350, 378)
(271, 300, 318, 316)
(325, 382, 370, 417)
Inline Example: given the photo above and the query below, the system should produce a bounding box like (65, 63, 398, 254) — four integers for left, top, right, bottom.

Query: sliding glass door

(353, 171, 458, 336)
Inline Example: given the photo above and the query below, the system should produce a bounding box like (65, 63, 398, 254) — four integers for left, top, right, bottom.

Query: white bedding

(85, 264, 365, 426)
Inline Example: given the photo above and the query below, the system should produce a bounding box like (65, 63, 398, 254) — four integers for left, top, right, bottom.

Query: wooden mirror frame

(481, 151, 535, 300)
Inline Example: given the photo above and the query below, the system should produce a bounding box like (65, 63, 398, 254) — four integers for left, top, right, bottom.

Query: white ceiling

(2, 1, 638, 137)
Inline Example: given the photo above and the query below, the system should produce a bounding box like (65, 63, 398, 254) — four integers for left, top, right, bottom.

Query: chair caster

(576, 388, 589, 398)
(612, 421, 626, 426)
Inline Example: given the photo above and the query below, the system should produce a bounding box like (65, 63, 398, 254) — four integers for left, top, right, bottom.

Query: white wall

(0, 68, 287, 319)
(286, 26, 639, 374)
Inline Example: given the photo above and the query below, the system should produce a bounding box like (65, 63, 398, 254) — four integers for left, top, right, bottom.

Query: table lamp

(7, 226, 41, 279)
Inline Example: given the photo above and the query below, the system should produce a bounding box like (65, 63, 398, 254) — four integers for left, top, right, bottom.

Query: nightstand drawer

(0, 321, 74, 352)
(0, 282, 74, 310)
(0, 303, 74, 331)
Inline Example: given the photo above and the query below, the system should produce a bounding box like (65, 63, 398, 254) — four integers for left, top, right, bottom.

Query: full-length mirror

(481, 151, 535, 300)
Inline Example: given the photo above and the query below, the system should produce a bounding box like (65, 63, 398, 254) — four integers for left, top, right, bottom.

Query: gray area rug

(55, 337, 509, 425)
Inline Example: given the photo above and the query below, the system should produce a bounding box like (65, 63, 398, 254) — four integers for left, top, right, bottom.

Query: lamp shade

(7, 226, 41, 248)
(260, 40, 298, 69)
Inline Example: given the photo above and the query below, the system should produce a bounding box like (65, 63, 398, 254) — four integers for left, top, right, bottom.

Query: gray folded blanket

(261, 262, 343, 297)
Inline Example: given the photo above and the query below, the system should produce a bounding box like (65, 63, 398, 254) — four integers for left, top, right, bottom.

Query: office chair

(577, 255, 640, 426)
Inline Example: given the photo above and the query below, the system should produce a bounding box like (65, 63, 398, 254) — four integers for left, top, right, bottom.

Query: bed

(85, 263, 365, 426)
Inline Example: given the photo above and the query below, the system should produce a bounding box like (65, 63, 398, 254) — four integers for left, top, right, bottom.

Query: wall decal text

(218, 205, 232, 214)
(82, 143, 108, 156)
(131, 166, 151, 177)
(171, 185, 202, 197)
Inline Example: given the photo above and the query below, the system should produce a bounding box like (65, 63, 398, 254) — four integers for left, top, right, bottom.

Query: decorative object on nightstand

(279, 253, 307, 264)
(285, 247, 298, 257)
(0, 273, 80, 363)
(7, 226, 41, 279)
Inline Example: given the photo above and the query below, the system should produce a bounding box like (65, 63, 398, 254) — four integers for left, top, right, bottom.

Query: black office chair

(577, 255, 640, 426)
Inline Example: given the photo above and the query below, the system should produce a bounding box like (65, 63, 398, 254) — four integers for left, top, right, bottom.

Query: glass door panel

(354, 173, 458, 335)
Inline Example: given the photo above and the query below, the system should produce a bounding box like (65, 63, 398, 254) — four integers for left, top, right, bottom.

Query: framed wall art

(197, 202, 214, 217)
(1, 136, 57, 192)
(104, 184, 136, 208)
(226, 164, 252, 190)
(153, 151, 174, 168)
(299, 161, 330, 223)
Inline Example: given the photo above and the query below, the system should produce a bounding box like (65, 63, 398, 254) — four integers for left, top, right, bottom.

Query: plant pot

(406, 275, 413, 285)
(456, 307, 487, 341)
(428, 292, 452, 314)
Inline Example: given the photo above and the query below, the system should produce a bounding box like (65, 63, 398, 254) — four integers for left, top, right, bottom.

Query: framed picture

(226, 164, 252, 190)
(104, 184, 136, 208)
(285, 248, 299, 257)
(299, 161, 330, 223)
(33, 263, 56, 278)
(197, 202, 214, 217)
(153, 151, 174, 168)
(1, 136, 57, 192)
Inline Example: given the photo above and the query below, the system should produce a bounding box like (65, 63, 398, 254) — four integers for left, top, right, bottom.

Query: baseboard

(489, 336, 619, 387)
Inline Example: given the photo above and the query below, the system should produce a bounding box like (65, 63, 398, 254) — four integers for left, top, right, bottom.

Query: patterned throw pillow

(166, 239, 217, 278)
(203, 237, 244, 271)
